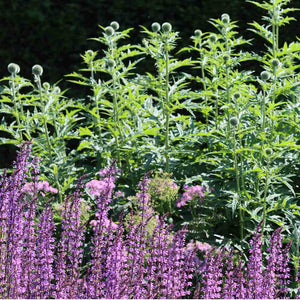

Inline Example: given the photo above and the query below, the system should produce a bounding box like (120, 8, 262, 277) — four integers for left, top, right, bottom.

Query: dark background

(1, 0, 300, 91)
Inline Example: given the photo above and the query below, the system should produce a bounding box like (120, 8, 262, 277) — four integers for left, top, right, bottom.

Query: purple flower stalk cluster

(195, 224, 295, 299)
(0, 144, 194, 299)
(0, 143, 298, 299)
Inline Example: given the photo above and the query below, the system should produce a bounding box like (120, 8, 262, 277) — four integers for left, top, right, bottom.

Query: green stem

(10, 75, 22, 140)
(164, 43, 170, 173)
(225, 64, 230, 135)
(198, 40, 208, 125)
(233, 129, 243, 239)
(261, 163, 269, 235)
(112, 73, 122, 167)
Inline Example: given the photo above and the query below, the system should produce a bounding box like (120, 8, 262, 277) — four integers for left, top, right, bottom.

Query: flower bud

(233, 92, 241, 99)
(223, 54, 230, 62)
(230, 117, 239, 127)
(271, 58, 280, 69)
(194, 29, 202, 37)
(260, 71, 270, 81)
(105, 26, 114, 36)
(53, 86, 61, 94)
(8, 63, 20, 75)
(86, 50, 94, 56)
(110, 21, 119, 31)
(221, 13, 230, 24)
(43, 82, 50, 90)
(106, 59, 115, 69)
(32, 64, 43, 76)
(209, 34, 217, 43)
(151, 22, 161, 32)
(265, 148, 273, 156)
(162, 22, 172, 33)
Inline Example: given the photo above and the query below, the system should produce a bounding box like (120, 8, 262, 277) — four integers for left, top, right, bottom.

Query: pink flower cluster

(187, 240, 212, 252)
(176, 185, 205, 208)
(22, 180, 58, 196)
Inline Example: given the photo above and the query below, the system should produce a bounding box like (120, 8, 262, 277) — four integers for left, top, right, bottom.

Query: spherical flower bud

(86, 50, 94, 56)
(8, 63, 20, 75)
(260, 70, 270, 81)
(223, 54, 230, 62)
(110, 21, 119, 31)
(43, 82, 50, 90)
(194, 29, 202, 37)
(53, 86, 61, 94)
(105, 26, 114, 36)
(265, 148, 273, 156)
(230, 117, 239, 127)
(151, 22, 161, 32)
(106, 59, 115, 68)
(221, 13, 230, 24)
(271, 58, 280, 68)
(209, 34, 217, 43)
(32, 64, 43, 76)
(233, 92, 241, 99)
(162, 22, 172, 33)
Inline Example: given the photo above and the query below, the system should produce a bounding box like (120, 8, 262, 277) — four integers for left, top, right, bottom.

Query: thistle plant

(140, 22, 193, 173)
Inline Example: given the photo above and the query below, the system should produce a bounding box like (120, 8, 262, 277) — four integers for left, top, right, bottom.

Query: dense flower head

(22, 180, 58, 196)
(8, 62, 20, 75)
(194, 29, 202, 37)
(151, 22, 161, 32)
(176, 184, 205, 207)
(162, 22, 172, 33)
(261, 70, 270, 81)
(105, 26, 114, 36)
(110, 21, 119, 30)
(32, 64, 43, 76)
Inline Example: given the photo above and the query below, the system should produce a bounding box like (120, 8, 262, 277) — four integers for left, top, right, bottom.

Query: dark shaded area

(0, 0, 299, 92)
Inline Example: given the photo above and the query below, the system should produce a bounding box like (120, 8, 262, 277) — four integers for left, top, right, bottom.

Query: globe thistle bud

(53, 86, 61, 94)
(265, 148, 273, 156)
(260, 71, 270, 81)
(223, 54, 230, 62)
(110, 21, 119, 31)
(230, 117, 239, 127)
(233, 92, 241, 99)
(106, 59, 115, 69)
(105, 26, 114, 36)
(8, 63, 20, 75)
(209, 34, 217, 43)
(86, 50, 94, 56)
(162, 22, 172, 33)
(32, 64, 43, 76)
(194, 29, 202, 37)
(221, 13, 230, 24)
(271, 58, 280, 69)
(151, 22, 161, 32)
(43, 82, 50, 90)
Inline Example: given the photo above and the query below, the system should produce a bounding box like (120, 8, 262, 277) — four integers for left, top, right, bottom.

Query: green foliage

(0, 0, 299, 280)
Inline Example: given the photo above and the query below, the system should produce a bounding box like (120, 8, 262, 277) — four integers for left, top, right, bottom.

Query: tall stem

(112, 73, 121, 167)
(233, 129, 243, 239)
(164, 43, 170, 173)
(10, 75, 22, 140)
(261, 162, 269, 235)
